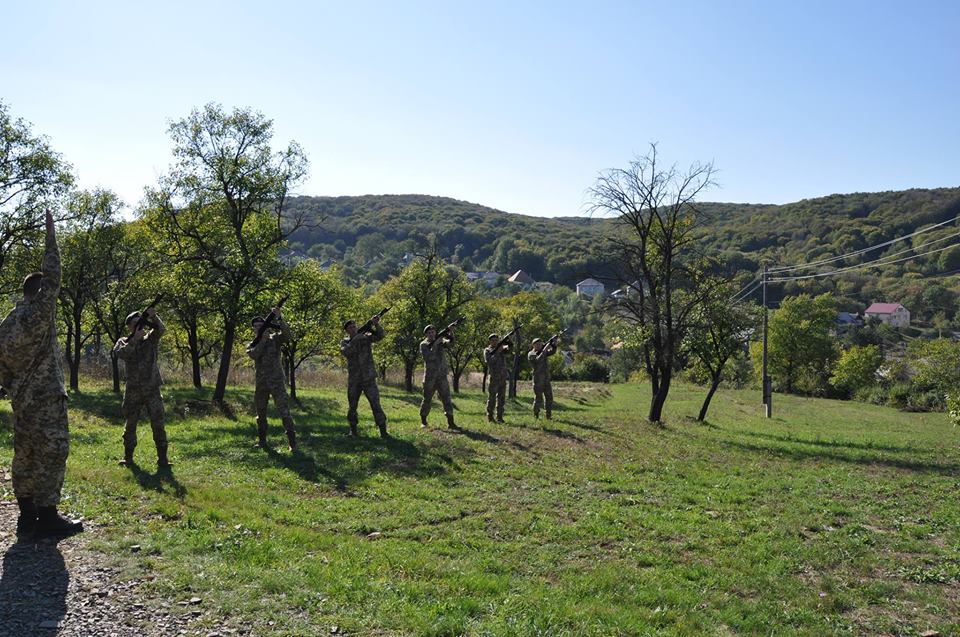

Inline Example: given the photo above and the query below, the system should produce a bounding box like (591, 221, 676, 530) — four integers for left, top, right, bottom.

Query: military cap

(423, 324, 436, 335)
(343, 319, 356, 330)
(251, 317, 265, 327)
(125, 311, 141, 325)
(488, 333, 499, 340)
(532, 337, 542, 345)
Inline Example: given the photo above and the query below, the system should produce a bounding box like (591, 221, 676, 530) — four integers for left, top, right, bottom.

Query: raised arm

(42, 211, 62, 296)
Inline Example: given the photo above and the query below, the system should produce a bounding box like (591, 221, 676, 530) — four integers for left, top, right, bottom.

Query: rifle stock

(437, 315, 466, 339)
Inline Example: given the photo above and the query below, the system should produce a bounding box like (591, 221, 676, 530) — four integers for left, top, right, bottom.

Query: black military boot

(16, 497, 37, 540)
(118, 442, 136, 466)
(34, 506, 83, 540)
(157, 444, 172, 468)
(446, 413, 460, 431)
(286, 430, 297, 452)
(253, 422, 269, 448)
(420, 415, 428, 429)
(378, 422, 390, 439)
(545, 409, 552, 420)
(347, 423, 359, 437)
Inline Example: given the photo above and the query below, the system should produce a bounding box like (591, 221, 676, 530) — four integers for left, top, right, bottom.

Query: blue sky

(3, 0, 958, 217)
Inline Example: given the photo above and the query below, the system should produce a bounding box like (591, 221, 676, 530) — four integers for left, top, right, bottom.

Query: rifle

(349, 306, 391, 342)
(436, 315, 466, 340)
(545, 328, 567, 347)
(249, 295, 289, 348)
(494, 323, 522, 351)
(133, 294, 165, 332)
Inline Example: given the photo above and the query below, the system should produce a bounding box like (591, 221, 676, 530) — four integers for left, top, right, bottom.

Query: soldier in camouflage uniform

(0, 211, 83, 540)
(246, 308, 297, 451)
(528, 336, 558, 419)
(419, 324, 459, 430)
(114, 306, 170, 466)
(483, 334, 511, 423)
(340, 317, 388, 438)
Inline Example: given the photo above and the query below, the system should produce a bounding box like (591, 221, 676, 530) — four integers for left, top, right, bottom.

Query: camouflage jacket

(341, 323, 384, 383)
(484, 344, 511, 382)
(114, 315, 166, 391)
(246, 318, 290, 386)
(420, 336, 451, 380)
(527, 344, 556, 382)
(0, 228, 67, 406)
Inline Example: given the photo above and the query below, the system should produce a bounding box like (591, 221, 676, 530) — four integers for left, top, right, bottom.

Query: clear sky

(3, 0, 958, 217)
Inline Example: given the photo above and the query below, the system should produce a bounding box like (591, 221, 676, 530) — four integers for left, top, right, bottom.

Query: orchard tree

(374, 253, 473, 391)
(757, 293, 837, 394)
(830, 345, 883, 397)
(143, 103, 309, 403)
(497, 291, 561, 397)
(0, 100, 74, 293)
(279, 261, 360, 399)
(591, 144, 717, 422)
(58, 189, 124, 390)
(447, 296, 499, 393)
(685, 283, 761, 421)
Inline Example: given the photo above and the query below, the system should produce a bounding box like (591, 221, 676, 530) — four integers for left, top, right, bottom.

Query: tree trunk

(111, 352, 121, 394)
(697, 377, 722, 422)
(482, 368, 488, 392)
(404, 360, 415, 392)
(187, 321, 203, 389)
(288, 356, 298, 400)
(213, 320, 236, 403)
(65, 324, 78, 391)
(72, 310, 83, 391)
(453, 369, 461, 393)
(648, 367, 672, 423)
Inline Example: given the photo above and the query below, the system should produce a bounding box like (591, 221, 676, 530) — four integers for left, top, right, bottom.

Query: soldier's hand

(146, 307, 157, 318)
(372, 316, 380, 325)
(272, 307, 282, 319)
(45, 210, 55, 235)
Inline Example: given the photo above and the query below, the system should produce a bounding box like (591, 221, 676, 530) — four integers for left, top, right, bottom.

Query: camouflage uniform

(114, 315, 168, 462)
(0, 228, 69, 508)
(246, 318, 296, 447)
(528, 343, 557, 419)
(483, 344, 510, 421)
(419, 335, 456, 427)
(340, 323, 387, 436)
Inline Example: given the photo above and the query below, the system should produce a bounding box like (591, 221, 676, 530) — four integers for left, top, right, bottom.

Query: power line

(769, 240, 960, 282)
(768, 216, 958, 273)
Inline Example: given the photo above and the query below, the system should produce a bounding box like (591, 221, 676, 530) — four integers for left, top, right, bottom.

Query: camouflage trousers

(487, 377, 507, 420)
(533, 379, 553, 418)
(122, 387, 167, 450)
(255, 381, 295, 437)
(347, 377, 386, 427)
(12, 394, 69, 507)
(420, 375, 453, 419)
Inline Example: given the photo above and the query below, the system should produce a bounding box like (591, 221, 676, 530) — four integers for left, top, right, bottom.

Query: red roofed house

(507, 270, 536, 288)
(864, 302, 910, 328)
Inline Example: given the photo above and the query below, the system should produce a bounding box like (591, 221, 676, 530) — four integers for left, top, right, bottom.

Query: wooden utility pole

(762, 265, 772, 418)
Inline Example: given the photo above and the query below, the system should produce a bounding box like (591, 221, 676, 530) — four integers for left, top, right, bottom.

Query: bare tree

(591, 144, 717, 423)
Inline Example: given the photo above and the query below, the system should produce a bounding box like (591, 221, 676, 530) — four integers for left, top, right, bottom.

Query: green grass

(2, 380, 959, 636)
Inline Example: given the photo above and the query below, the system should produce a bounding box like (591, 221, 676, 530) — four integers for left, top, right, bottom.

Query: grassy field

(2, 379, 959, 636)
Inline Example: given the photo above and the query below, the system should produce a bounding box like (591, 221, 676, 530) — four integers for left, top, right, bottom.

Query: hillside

(287, 188, 960, 322)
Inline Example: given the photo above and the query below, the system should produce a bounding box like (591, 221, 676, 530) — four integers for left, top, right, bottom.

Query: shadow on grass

(706, 435, 960, 476)
(698, 420, 920, 453)
(456, 427, 538, 455)
(125, 463, 188, 499)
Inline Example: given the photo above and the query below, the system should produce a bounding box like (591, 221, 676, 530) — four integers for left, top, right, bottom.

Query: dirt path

(0, 497, 207, 636)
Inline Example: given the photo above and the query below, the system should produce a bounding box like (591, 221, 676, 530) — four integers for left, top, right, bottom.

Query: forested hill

(287, 188, 960, 318)
(285, 194, 615, 286)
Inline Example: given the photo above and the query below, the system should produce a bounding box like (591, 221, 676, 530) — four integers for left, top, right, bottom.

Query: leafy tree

(829, 345, 883, 397)
(58, 189, 124, 390)
(685, 289, 761, 421)
(497, 291, 561, 395)
(143, 103, 309, 403)
(591, 144, 717, 422)
(374, 253, 473, 391)
(279, 261, 359, 399)
(446, 296, 499, 393)
(0, 100, 74, 294)
(759, 293, 837, 394)
(907, 338, 960, 394)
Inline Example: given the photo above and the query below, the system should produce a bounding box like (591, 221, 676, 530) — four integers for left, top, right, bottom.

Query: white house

(507, 270, 536, 288)
(864, 302, 910, 328)
(576, 278, 605, 298)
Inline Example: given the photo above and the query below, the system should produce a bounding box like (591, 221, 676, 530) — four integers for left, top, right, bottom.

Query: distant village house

(507, 270, 536, 289)
(864, 302, 910, 328)
(576, 278, 605, 298)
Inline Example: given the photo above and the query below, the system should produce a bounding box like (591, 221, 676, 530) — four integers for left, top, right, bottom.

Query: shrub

(566, 355, 609, 383)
